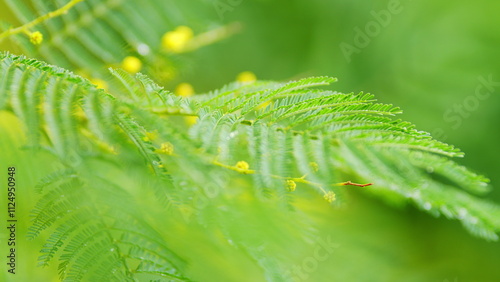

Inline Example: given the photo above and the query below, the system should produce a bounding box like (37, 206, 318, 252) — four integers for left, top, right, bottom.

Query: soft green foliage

(1, 51, 499, 281)
(3, 0, 217, 83)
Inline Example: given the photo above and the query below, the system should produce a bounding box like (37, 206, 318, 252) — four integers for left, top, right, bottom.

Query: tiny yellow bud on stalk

(29, 31, 43, 45)
(235, 161, 250, 172)
(121, 56, 142, 73)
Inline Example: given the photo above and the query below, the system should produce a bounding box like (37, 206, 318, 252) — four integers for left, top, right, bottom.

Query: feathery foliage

(1, 51, 499, 281)
(2, 0, 225, 84)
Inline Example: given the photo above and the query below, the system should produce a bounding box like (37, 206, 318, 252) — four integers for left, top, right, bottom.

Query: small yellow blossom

(175, 83, 194, 97)
(324, 191, 336, 203)
(162, 26, 194, 53)
(236, 71, 257, 83)
(156, 142, 174, 155)
(121, 56, 142, 73)
(29, 31, 43, 45)
(235, 161, 250, 172)
(310, 162, 319, 172)
(286, 180, 296, 192)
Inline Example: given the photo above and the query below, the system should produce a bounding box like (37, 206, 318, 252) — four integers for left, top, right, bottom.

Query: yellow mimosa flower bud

(236, 71, 257, 83)
(121, 56, 142, 74)
(175, 83, 195, 97)
(324, 191, 336, 203)
(162, 26, 194, 53)
(286, 180, 297, 192)
(29, 31, 43, 45)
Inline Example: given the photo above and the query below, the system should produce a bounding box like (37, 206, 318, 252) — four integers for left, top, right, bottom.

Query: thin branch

(0, 0, 85, 41)
(212, 159, 372, 196)
(335, 181, 373, 187)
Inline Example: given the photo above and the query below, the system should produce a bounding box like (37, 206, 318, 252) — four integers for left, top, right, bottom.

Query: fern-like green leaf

(3, 0, 221, 83)
(1, 52, 499, 282)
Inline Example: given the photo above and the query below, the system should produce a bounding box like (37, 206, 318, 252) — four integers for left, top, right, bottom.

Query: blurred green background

(1, 0, 499, 281)
(183, 0, 500, 202)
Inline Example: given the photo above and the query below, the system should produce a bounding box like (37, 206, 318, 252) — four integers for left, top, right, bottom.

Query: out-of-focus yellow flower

(175, 83, 194, 97)
(324, 191, 336, 203)
(235, 161, 250, 173)
(286, 180, 296, 192)
(121, 56, 142, 73)
(29, 31, 43, 45)
(162, 26, 194, 53)
(310, 162, 319, 172)
(156, 142, 174, 155)
(237, 71, 257, 83)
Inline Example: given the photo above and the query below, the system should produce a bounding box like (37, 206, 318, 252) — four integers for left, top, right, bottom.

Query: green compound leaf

(1, 52, 499, 281)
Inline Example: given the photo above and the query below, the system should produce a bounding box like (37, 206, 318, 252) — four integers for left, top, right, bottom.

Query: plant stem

(212, 159, 372, 194)
(0, 0, 85, 41)
(335, 181, 373, 187)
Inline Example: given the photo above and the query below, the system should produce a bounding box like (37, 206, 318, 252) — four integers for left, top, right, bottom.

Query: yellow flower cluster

(236, 71, 257, 83)
(310, 162, 319, 172)
(162, 26, 194, 53)
(234, 161, 254, 174)
(235, 161, 250, 171)
(324, 191, 336, 203)
(156, 142, 174, 155)
(286, 180, 296, 192)
(175, 83, 194, 98)
(29, 31, 43, 45)
(121, 56, 142, 74)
